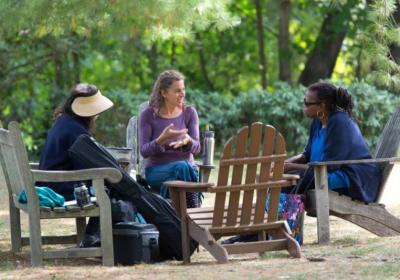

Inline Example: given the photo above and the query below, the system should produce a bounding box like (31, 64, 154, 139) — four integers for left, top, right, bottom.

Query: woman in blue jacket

(285, 82, 381, 203)
(39, 83, 113, 247)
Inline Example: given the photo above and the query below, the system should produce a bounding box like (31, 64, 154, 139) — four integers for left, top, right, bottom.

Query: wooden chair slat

(219, 154, 286, 166)
(226, 126, 248, 226)
(212, 139, 232, 227)
(266, 132, 285, 223)
(254, 126, 276, 224)
(241, 123, 263, 225)
(374, 107, 400, 201)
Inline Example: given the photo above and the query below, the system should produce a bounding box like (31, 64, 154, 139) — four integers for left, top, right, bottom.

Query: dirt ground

(0, 166, 400, 280)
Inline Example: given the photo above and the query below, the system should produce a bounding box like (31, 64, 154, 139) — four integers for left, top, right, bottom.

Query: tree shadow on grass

(0, 240, 103, 271)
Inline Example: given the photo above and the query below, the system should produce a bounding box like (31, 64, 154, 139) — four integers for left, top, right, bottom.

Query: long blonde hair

(149, 69, 185, 115)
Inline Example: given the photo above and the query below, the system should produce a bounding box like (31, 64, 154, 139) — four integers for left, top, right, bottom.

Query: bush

(187, 81, 399, 155)
(95, 89, 148, 147)
(346, 82, 400, 153)
(25, 81, 399, 158)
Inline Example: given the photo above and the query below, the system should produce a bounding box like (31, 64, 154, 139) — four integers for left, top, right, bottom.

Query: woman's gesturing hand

(169, 133, 192, 149)
(156, 123, 188, 145)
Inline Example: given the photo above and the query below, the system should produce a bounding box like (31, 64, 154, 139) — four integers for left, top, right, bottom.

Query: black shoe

(79, 234, 101, 248)
(222, 234, 258, 244)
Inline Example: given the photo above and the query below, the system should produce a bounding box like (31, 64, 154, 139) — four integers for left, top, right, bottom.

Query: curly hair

(308, 82, 354, 118)
(149, 69, 185, 115)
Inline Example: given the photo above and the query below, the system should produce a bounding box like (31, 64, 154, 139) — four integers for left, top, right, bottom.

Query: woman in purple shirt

(139, 70, 202, 208)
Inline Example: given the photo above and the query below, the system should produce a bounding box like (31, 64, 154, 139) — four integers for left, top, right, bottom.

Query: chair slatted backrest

(373, 106, 400, 202)
(0, 122, 35, 205)
(211, 123, 286, 228)
(126, 101, 149, 177)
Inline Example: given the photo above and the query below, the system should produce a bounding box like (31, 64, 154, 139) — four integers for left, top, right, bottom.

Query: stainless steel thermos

(203, 129, 215, 165)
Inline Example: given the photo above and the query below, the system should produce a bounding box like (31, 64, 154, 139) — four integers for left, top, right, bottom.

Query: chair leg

(76, 217, 86, 246)
(28, 212, 43, 267)
(281, 228, 301, 258)
(257, 231, 266, 256)
(188, 219, 228, 263)
(314, 165, 330, 244)
(9, 198, 22, 252)
(100, 213, 114, 266)
(95, 179, 114, 266)
(181, 214, 191, 264)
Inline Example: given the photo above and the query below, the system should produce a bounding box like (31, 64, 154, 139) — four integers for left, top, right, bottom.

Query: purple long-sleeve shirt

(139, 105, 201, 168)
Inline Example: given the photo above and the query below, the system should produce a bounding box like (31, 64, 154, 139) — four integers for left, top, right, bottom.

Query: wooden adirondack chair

(0, 121, 122, 267)
(164, 122, 301, 263)
(307, 106, 400, 244)
(126, 101, 215, 183)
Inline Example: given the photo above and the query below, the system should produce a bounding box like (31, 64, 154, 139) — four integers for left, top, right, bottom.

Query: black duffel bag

(68, 135, 197, 260)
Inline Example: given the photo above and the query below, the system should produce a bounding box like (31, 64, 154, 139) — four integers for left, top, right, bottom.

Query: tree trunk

(72, 50, 80, 84)
(254, 0, 267, 89)
(149, 43, 158, 76)
(389, 4, 400, 64)
(196, 34, 214, 91)
(278, 0, 291, 82)
(170, 41, 176, 66)
(52, 41, 67, 105)
(298, 3, 354, 85)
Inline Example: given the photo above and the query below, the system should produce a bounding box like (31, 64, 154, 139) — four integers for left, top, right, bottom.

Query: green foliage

(95, 88, 148, 147)
(360, 0, 400, 91)
(90, 81, 398, 158)
(345, 81, 400, 151)
(0, 0, 239, 40)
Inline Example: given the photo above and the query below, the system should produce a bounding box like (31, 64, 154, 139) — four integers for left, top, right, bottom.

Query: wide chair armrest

(164, 180, 215, 217)
(164, 180, 215, 192)
(32, 168, 122, 183)
(196, 163, 217, 170)
(30, 162, 39, 169)
(309, 157, 400, 166)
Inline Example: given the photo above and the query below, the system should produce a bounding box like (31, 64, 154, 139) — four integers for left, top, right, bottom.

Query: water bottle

(203, 127, 215, 166)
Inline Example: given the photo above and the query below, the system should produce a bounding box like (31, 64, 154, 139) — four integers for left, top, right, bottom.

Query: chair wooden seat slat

(307, 106, 400, 244)
(165, 122, 301, 263)
(0, 121, 122, 266)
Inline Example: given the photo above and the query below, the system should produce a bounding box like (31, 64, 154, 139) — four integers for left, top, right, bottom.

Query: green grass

(1, 166, 400, 279)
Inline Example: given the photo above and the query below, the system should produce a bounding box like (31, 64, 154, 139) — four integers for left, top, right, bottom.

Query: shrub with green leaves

(22, 81, 398, 159)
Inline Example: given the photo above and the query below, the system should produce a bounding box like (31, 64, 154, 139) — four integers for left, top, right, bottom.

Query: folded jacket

(18, 186, 65, 208)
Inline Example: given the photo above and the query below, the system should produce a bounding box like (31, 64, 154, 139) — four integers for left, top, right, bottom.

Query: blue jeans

(145, 160, 201, 208)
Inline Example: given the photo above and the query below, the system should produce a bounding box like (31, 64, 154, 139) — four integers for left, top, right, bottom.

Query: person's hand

(156, 124, 188, 145)
(284, 162, 308, 173)
(169, 134, 192, 149)
(284, 162, 295, 173)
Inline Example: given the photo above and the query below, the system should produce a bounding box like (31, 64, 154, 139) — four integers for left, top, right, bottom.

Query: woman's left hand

(169, 134, 192, 149)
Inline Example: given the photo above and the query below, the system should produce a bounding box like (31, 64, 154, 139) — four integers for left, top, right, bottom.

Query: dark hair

(149, 69, 185, 115)
(308, 82, 354, 117)
(53, 83, 99, 130)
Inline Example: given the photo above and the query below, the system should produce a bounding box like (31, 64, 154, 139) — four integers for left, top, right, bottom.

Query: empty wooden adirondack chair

(0, 121, 122, 267)
(164, 122, 301, 263)
(307, 106, 400, 244)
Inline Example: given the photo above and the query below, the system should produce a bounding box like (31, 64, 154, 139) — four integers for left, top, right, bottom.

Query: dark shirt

(303, 111, 381, 202)
(38, 114, 90, 200)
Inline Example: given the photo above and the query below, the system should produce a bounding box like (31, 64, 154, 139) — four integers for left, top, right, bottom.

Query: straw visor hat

(71, 90, 113, 117)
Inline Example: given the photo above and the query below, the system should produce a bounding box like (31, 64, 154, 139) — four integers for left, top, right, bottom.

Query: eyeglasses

(303, 99, 321, 107)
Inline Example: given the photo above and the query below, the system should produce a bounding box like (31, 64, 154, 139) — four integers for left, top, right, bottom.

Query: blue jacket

(38, 114, 90, 200)
(303, 112, 381, 202)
